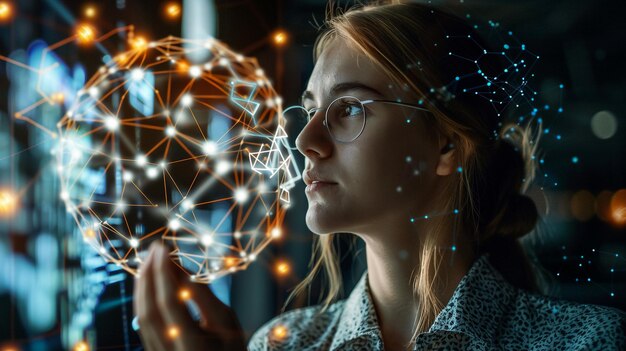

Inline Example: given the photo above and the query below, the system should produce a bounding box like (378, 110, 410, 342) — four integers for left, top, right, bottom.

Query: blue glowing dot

(551, 307, 558, 314)
(424, 215, 429, 219)
(611, 292, 615, 297)
(504, 68, 508, 73)
(571, 156, 579, 164)
(544, 128, 550, 134)
(616, 253, 619, 257)
(457, 166, 463, 173)
(455, 76, 460, 81)
(580, 255, 584, 259)
(544, 104, 550, 110)
(521, 44, 525, 50)
(478, 69, 482, 74)
(503, 44, 510, 49)
(587, 278, 591, 282)
(451, 245, 457, 251)
(556, 135, 562, 140)
(563, 255, 567, 260)
(487, 82, 492, 86)
(410, 218, 415, 223)
(558, 107, 563, 113)
(579, 263, 582, 267)
(539, 159, 545, 164)
(406, 119, 411, 124)
(454, 209, 459, 214)
(559, 84, 564, 89)
(611, 268, 615, 273)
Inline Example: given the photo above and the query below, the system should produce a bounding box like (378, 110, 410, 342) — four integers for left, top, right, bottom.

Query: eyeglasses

(284, 95, 432, 143)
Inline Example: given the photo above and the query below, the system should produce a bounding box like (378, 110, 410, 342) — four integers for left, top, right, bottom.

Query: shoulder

(506, 289, 626, 350)
(247, 301, 346, 351)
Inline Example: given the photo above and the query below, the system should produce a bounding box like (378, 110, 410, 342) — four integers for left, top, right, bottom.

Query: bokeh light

(84, 5, 96, 18)
(610, 189, 626, 226)
(275, 260, 290, 276)
(75, 23, 96, 45)
(591, 110, 618, 140)
(72, 341, 89, 351)
(272, 30, 288, 46)
(0, 188, 19, 218)
(271, 325, 288, 341)
(570, 190, 595, 222)
(165, 2, 181, 19)
(0, 1, 13, 23)
(595, 190, 613, 222)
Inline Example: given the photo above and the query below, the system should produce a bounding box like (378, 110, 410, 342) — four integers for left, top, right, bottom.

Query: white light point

(233, 231, 242, 240)
(131, 68, 145, 81)
(60, 191, 69, 201)
(218, 57, 229, 66)
(169, 219, 181, 231)
(275, 97, 283, 105)
(189, 65, 202, 78)
(257, 182, 267, 193)
(123, 171, 134, 182)
(136, 155, 147, 167)
(202, 141, 218, 156)
(146, 167, 159, 179)
(234, 188, 249, 203)
(162, 109, 170, 117)
(116, 201, 127, 211)
(200, 234, 213, 247)
(88, 86, 99, 97)
(216, 160, 231, 175)
(165, 126, 177, 137)
(180, 94, 193, 107)
(159, 160, 167, 169)
(104, 116, 120, 131)
(248, 253, 257, 261)
(129, 238, 139, 248)
(181, 199, 194, 211)
(271, 227, 282, 239)
(255, 68, 264, 76)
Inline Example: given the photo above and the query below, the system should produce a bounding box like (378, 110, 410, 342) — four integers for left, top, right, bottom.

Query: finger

(152, 243, 198, 348)
(135, 244, 169, 351)
(182, 278, 245, 342)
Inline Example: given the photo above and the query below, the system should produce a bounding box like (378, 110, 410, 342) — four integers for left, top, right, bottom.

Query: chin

(305, 207, 343, 235)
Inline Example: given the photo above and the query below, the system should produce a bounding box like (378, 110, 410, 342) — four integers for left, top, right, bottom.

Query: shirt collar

(331, 253, 515, 350)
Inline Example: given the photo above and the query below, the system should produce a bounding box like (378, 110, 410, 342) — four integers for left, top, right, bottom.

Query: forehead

(305, 38, 392, 102)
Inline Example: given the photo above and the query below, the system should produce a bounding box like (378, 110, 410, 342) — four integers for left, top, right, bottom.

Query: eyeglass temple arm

(361, 99, 431, 112)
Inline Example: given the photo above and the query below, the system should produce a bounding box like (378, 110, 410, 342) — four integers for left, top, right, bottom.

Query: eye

(337, 101, 363, 119)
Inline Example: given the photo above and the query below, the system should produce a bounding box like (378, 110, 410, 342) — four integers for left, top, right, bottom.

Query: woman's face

(295, 38, 456, 237)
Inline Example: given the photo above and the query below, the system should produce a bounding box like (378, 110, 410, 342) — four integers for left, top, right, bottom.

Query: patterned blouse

(248, 253, 626, 350)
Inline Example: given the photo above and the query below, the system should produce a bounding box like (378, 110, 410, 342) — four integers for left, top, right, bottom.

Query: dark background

(1, 0, 625, 350)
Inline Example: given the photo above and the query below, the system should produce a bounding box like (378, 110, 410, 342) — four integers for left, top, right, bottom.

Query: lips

(303, 169, 337, 187)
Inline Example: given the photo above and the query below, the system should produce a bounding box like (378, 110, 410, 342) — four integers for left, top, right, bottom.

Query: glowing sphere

(0, 188, 18, 218)
(56, 36, 299, 282)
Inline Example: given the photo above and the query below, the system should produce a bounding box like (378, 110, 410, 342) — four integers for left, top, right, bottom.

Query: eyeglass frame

(289, 95, 433, 143)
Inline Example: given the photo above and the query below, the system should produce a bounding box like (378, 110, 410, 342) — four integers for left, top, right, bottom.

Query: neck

(360, 219, 475, 350)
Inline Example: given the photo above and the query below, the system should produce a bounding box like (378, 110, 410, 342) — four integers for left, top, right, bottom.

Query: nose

(295, 109, 333, 161)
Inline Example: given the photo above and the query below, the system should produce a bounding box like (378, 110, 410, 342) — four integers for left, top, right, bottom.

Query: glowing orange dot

(84, 6, 96, 18)
(2, 346, 18, 351)
(73, 341, 89, 351)
(167, 326, 180, 339)
(176, 60, 189, 72)
(275, 261, 290, 276)
(84, 228, 96, 239)
(0, 2, 13, 23)
(130, 36, 148, 50)
(273, 30, 288, 46)
(271, 325, 288, 340)
(610, 189, 626, 226)
(165, 3, 181, 19)
(179, 288, 191, 301)
(0, 189, 18, 218)
(224, 256, 238, 268)
(76, 24, 96, 44)
(51, 92, 65, 104)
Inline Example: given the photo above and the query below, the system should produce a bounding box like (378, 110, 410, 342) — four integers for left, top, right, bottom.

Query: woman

(133, 2, 626, 350)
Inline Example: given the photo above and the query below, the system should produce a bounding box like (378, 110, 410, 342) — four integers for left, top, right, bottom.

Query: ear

(436, 135, 457, 176)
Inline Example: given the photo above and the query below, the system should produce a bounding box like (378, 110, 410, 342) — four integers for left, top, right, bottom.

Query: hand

(133, 242, 247, 351)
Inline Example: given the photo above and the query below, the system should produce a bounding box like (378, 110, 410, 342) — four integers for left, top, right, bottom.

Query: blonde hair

(285, 1, 545, 349)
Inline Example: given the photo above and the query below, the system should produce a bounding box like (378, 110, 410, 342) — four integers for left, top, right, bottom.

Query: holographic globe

(56, 36, 300, 283)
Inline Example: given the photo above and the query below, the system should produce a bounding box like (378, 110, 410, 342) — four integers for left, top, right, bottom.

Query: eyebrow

(301, 82, 385, 106)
